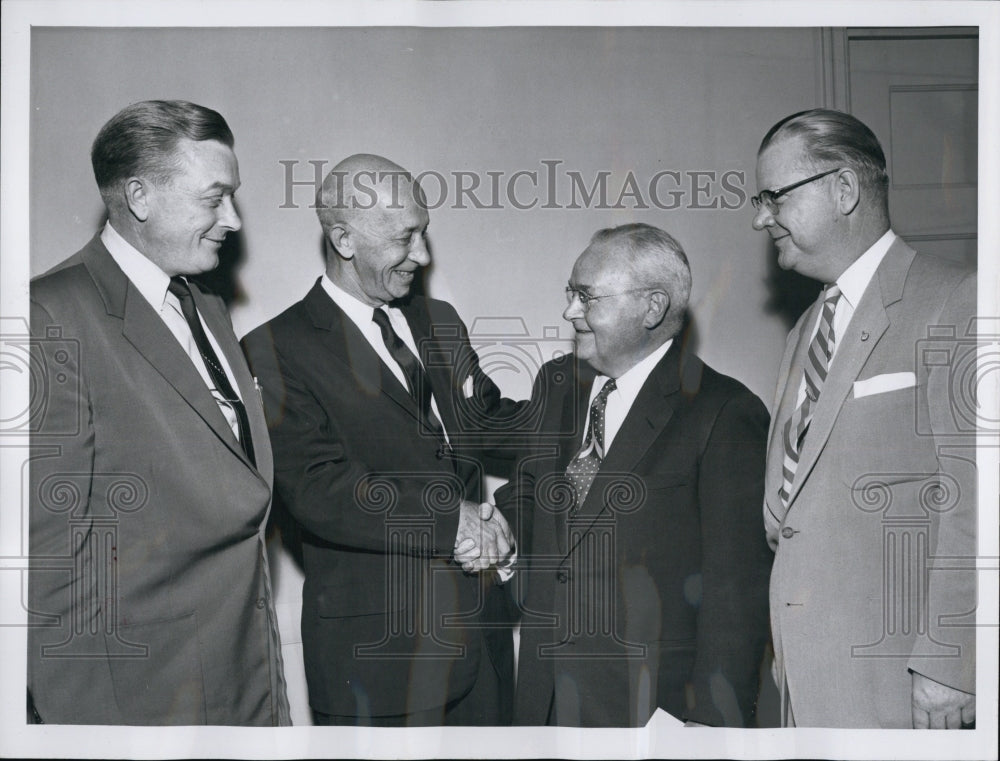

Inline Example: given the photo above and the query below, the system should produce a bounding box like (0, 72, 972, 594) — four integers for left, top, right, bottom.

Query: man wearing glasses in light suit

(753, 108, 977, 729)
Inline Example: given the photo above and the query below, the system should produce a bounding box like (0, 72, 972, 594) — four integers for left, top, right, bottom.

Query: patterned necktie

(371, 307, 448, 447)
(565, 378, 617, 509)
(779, 284, 842, 506)
(167, 277, 256, 467)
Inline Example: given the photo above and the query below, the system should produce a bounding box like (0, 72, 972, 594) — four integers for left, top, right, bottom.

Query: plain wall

(30, 27, 824, 404)
(29, 26, 829, 726)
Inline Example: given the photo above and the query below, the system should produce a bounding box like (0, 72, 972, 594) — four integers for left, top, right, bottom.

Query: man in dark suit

(497, 223, 772, 727)
(28, 100, 289, 724)
(242, 154, 524, 726)
(753, 109, 976, 728)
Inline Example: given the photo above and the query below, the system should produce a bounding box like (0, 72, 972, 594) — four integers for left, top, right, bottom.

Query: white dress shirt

(101, 222, 243, 438)
(580, 338, 674, 452)
(320, 274, 450, 442)
(795, 229, 896, 407)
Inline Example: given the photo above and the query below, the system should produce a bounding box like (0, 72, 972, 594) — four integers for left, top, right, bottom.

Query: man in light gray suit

(28, 100, 289, 724)
(752, 108, 976, 728)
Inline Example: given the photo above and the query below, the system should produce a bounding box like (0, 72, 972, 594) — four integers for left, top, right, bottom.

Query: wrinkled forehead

(364, 177, 429, 228)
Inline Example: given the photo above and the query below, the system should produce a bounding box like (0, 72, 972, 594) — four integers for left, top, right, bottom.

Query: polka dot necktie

(565, 378, 617, 509)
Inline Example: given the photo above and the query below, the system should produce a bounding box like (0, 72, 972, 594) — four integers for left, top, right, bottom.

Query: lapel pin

(860, 330, 869, 341)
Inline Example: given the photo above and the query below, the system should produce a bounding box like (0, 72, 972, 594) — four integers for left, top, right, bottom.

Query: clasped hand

(911, 671, 975, 729)
(453, 500, 514, 573)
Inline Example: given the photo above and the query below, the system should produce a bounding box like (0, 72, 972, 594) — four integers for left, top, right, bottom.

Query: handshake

(453, 500, 516, 576)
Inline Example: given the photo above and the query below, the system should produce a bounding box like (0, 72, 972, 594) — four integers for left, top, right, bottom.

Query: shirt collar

(321, 274, 390, 330)
(593, 337, 674, 403)
(101, 221, 173, 311)
(834, 229, 896, 310)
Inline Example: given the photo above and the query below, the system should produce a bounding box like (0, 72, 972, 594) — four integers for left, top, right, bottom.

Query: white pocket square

(853, 371, 915, 398)
(462, 375, 475, 399)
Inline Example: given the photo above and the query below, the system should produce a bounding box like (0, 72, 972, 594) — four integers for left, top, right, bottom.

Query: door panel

(844, 28, 979, 266)
(845, 29, 978, 266)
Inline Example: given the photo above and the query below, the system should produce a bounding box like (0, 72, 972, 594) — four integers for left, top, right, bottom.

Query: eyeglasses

(565, 286, 648, 310)
(750, 167, 842, 214)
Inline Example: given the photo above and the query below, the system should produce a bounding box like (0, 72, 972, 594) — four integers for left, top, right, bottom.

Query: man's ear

(643, 290, 670, 329)
(835, 167, 861, 215)
(325, 224, 353, 260)
(124, 178, 150, 222)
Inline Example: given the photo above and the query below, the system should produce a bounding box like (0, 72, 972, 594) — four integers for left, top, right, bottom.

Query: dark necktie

(168, 276, 256, 467)
(565, 378, 617, 509)
(779, 284, 842, 506)
(371, 307, 448, 447)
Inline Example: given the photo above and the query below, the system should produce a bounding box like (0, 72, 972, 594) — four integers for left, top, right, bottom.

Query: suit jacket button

(436, 446, 446, 459)
(781, 527, 796, 539)
(255, 597, 266, 609)
(556, 570, 569, 583)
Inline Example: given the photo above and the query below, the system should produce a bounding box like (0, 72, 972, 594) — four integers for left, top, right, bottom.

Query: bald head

(316, 153, 425, 233)
(316, 154, 432, 306)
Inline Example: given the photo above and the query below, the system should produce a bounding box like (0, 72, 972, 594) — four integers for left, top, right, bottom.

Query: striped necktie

(565, 378, 617, 510)
(779, 284, 841, 507)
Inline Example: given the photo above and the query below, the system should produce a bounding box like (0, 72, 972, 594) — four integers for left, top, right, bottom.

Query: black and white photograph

(1, 1, 997, 758)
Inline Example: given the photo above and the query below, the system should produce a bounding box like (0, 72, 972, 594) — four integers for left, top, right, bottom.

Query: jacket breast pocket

(106, 612, 206, 725)
(603, 468, 690, 513)
(837, 384, 938, 484)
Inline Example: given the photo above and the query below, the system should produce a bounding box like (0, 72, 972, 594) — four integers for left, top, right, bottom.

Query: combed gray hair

(589, 222, 692, 331)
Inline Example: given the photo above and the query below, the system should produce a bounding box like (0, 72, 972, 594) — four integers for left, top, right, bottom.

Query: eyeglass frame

(564, 286, 651, 311)
(750, 167, 843, 214)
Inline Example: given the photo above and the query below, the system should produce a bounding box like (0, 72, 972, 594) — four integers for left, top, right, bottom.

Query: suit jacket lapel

(565, 344, 684, 552)
(598, 345, 683, 486)
(302, 281, 421, 424)
(194, 285, 271, 482)
(786, 239, 914, 507)
(399, 298, 474, 485)
(81, 240, 250, 466)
